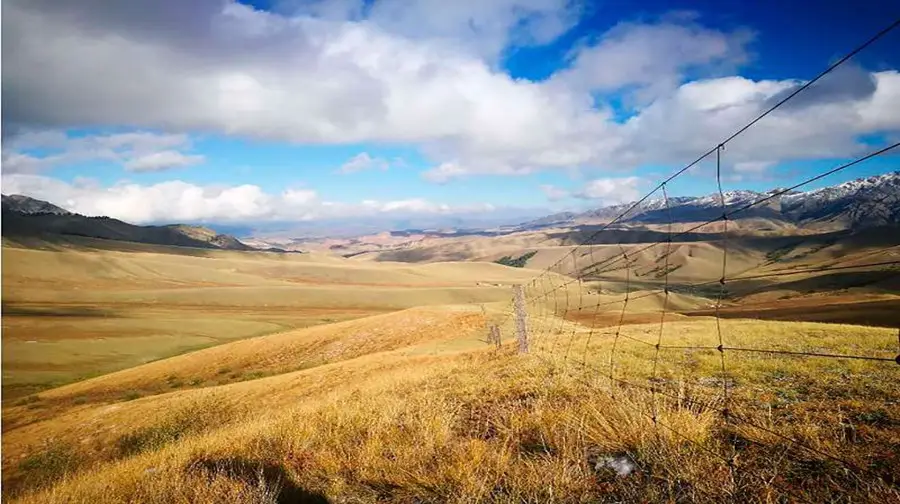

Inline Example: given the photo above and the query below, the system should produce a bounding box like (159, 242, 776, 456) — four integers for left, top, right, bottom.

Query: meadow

(2, 234, 898, 503)
(3, 311, 897, 503)
(1, 236, 533, 398)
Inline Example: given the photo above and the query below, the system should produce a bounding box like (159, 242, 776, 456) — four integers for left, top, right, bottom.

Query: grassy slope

(3, 234, 899, 503)
(2, 305, 898, 503)
(1, 237, 536, 397)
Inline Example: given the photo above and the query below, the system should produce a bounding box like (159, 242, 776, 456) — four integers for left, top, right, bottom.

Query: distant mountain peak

(519, 172, 900, 231)
(2, 194, 72, 216)
(2, 194, 254, 251)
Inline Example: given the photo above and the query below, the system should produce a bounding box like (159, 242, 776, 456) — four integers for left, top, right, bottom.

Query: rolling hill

(2, 175, 899, 504)
(2, 194, 254, 251)
(0, 234, 540, 397)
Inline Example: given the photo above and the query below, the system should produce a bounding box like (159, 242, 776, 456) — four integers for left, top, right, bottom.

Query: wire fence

(480, 17, 900, 503)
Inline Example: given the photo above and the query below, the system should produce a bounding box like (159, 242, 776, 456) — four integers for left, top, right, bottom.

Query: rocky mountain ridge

(522, 172, 900, 230)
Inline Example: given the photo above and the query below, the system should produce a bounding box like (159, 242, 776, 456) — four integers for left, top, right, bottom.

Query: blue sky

(2, 0, 899, 228)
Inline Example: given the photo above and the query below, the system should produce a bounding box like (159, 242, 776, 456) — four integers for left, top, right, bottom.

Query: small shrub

(18, 443, 81, 490)
(189, 378, 204, 386)
(243, 371, 266, 381)
(15, 395, 41, 407)
(116, 397, 240, 458)
(122, 391, 142, 401)
(495, 251, 537, 268)
(117, 421, 190, 457)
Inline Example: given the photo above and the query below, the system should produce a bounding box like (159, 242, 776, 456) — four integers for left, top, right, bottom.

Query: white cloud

(283, 0, 582, 60)
(124, 151, 205, 172)
(336, 152, 389, 173)
(733, 161, 773, 174)
(1, 131, 204, 174)
(2, 0, 898, 188)
(1, 153, 60, 175)
(1, 2, 755, 175)
(359, 0, 582, 60)
(552, 17, 752, 101)
(574, 177, 643, 204)
(540, 184, 570, 201)
(1, 174, 495, 223)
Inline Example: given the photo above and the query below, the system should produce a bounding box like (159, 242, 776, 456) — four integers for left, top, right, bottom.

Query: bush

(495, 251, 537, 268)
(116, 397, 239, 458)
(17, 443, 81, 491)
(122, 391, 142, 401)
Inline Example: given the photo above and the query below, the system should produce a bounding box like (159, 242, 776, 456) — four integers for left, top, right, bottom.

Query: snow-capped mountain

(781, 172, 900, 226)
(520, 172, 900, 231)
(2, 194, 71, 215)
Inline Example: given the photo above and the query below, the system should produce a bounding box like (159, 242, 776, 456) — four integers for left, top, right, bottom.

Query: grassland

(3, 233, 898, 503)
(3, 307, 898, 503)
(1, 236, 535, 397)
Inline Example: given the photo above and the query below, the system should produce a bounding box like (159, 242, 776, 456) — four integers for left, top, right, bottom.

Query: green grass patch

(122, 391, 142, 402)
(115, 398, 239, 457)
(14, 395, 42, 407)
(495, 251, 537, 268)
(17, 442, 81, 492)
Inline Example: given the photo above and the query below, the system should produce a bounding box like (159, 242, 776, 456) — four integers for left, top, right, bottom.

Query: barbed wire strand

(528, 141, 900, 304)
(564, 252, 583, 361)
(529, 16, 900, 281)
(491, 18, 900, 500)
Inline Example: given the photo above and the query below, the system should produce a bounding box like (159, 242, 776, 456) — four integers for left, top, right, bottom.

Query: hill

(3, 306, 897, 503)
(1, 235, 539, 397)
(1, 194, 254, 251)
(2, 209, 898, 503)
(2, 194, 71, 215)
(291, 173, 900, 265)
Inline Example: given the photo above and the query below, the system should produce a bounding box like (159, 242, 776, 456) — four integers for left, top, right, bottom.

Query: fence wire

(478, 17, 900, 503)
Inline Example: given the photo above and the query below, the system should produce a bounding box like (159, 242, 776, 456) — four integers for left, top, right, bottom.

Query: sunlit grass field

(3, 236, 898, 503)
(1, 238, 533, 398)
(3, 308, 897, 503)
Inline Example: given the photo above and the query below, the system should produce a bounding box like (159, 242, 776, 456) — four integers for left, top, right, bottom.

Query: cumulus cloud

(552, 17, 753, 101)
(2, 0, 898, 189)
(1, 130, 204, 174)
(282, 0, 582, 60)
(1, 173, 494, 224)
(124, 151, 206, 172)
(574, 177, 643, 204)
(765, 64, 878, 111)
(336, 152, 389, 173)
(540, 184, 570, 201)
(1, 1, 755, 174)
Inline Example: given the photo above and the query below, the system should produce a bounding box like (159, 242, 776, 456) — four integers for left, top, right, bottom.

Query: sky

(2, 0, 899, 229)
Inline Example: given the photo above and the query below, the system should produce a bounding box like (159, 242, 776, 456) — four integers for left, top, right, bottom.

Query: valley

(4, 3, 900, 501)
(1, 235, 534, 398)
(2, 173, 899, 503)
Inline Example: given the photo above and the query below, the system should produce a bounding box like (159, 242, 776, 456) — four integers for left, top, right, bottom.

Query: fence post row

(513, 284, 529, 353)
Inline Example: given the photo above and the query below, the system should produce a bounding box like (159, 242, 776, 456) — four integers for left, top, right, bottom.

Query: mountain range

(520, 172, 900, 231)
(1, 194, 255, 251)
(2, 172, 897, 250)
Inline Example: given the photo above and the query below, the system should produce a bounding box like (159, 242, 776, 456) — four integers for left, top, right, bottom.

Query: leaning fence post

(513, 284, 529, 353)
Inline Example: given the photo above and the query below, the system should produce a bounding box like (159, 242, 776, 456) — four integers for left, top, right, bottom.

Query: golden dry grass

(3, 305, 898, 503)
(3, 234, 899, 503)
(1, 238, 536, 397)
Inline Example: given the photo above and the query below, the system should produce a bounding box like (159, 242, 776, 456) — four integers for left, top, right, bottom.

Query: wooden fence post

(513, 284, 529, 353)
